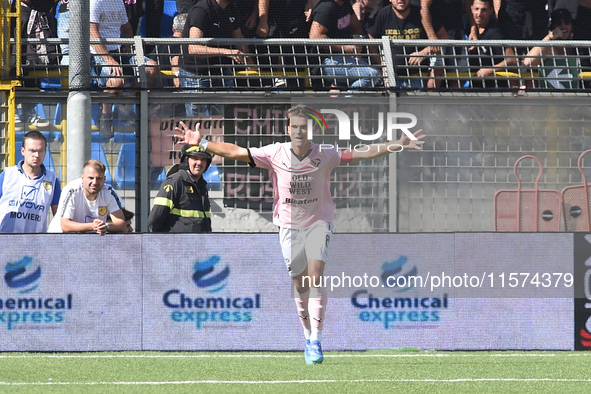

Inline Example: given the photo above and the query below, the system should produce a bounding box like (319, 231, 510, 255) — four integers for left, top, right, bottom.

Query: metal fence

(5, 38, 591, 233)
(13, 37, 591, 92)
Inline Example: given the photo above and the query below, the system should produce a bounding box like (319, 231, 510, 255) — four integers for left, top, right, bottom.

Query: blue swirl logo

(192, 256, 230, 293)
(5, 256, 41, 294)
(380, 255, 417, 293)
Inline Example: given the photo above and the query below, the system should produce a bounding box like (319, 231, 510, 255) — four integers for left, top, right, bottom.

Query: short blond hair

(83, 159, 106, 175)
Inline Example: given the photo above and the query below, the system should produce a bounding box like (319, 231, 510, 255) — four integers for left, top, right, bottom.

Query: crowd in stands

(11, 0, 591, 130)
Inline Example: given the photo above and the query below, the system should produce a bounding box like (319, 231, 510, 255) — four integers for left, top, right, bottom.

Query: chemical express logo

(162, 256, 261, 330)
(351, 255, 449, 329)
(2, 256, 72, 331)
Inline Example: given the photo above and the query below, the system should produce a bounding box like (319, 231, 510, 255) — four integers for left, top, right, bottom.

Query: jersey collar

(17, 160, 47, 179)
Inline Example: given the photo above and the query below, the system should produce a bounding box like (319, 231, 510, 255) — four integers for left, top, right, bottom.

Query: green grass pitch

(1, 350, 590, 393)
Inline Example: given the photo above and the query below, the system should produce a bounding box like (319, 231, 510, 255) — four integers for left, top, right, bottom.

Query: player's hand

(401, 129, 426, 151)
(174, 121, 202, 146)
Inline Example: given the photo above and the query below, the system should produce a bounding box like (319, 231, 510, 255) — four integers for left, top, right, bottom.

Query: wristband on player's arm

(199, 138, 209, 151)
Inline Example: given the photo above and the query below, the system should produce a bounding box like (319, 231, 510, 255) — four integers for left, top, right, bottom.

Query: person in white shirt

(0, 131, 61, 233)
(48, 160, 127, 234)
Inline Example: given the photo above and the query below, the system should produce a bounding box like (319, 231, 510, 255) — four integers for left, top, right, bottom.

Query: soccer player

(48, 160, 127, 234)
(0, 131, 61, 233)
(174, 105, 425, 364)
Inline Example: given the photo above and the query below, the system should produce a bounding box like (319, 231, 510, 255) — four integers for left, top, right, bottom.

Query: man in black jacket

(148, 144, 213, 232)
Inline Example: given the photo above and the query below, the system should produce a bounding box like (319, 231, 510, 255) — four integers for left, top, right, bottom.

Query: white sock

(304, 328, 311, 341)
(310, 331, 322, 343)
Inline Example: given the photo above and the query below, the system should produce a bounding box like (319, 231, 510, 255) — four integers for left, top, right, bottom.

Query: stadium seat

(91, 142, 114, 186)
(138, 0, 178, 38)
(15, 131, 54, 144)
(115, 143, 136, 190)
(204, 163, 222, 191)
(115, 143, 166, 189)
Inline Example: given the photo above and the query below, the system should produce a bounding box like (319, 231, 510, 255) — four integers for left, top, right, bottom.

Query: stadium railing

(12, 37, 591, 93)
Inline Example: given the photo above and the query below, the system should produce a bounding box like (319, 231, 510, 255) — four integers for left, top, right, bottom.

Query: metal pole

(66, 0, 91, 181)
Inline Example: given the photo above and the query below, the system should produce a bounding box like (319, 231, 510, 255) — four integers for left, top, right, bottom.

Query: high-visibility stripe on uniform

(170, 208, 211, 218)
(153, 197, 175, 209)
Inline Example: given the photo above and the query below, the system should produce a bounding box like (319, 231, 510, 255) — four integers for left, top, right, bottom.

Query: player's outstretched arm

(349, 129, 425, 163)
(174, 121, 252, 163)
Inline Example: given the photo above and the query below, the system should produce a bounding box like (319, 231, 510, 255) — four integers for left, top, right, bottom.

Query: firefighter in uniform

(148, 144, 212, 232)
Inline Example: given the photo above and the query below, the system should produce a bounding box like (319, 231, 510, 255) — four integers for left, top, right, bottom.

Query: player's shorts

(279, 221, 334, 278)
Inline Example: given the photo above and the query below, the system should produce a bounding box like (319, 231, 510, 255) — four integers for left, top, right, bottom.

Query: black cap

(549, 8, 572, 30)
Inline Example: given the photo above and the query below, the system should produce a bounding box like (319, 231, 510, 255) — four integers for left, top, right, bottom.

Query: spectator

(238, 0, 258, 38)
(467, 1, 546, 41)
(309, 0, 381, 89)
(352, 0, 385, 35)
(179, 0, 256, 34)
(148, 145, 212, 233)
(0, 131, 61, 233)
(523, 8, 579, 89)
(421, 0, 467, 88)
(491, 0, 526, 40)
(467, 0, 517, 88)
(149, 13, 188, 89)
(123, 0, 164, 40)
(575, 0, 591, 39)
(90, 0, 159, 139)
(368, 0, 446, 89)
(56, 0, 70, 65)
(574, 0, 591, 87)
(178, 0, 251, 116)
(258, 0, 311, 39)
(48, 160, 126, 234)
(13, 0, 57, 130)
(176, 0, 196, 13)
(257, 0, 312, 89)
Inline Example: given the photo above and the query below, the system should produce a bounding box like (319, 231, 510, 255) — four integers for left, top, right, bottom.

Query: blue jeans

(321, 56, 381, 88)
(178, 68, 233, 116)
(57, 11, 69, 66)
(90, 54, 149, 88)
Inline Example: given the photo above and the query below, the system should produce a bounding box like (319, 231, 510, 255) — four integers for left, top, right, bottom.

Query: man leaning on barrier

(48, 160, 126, 234)
(309, 0, 381, 90)
(466, 0, 518, 88)
(368, 0, 446, 89)
(178, 0, 252, 116)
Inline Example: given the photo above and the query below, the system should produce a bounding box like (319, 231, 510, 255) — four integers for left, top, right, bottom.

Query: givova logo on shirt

(162, 256, 261, 329)
(1, 256, 73, 330)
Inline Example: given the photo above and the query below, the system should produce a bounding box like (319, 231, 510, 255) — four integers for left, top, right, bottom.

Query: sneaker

(304, 340, 312, 365)
(28, 114, 50, 128)
(308, 340, 324, 364)
(15, 114, 24, 131)
(273, 78, 287, 88)
(99, 115, 114, 140)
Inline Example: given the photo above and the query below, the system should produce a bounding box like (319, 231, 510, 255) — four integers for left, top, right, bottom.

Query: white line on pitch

(0, 353, 589, 359)
(1, 378, 591, 386)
